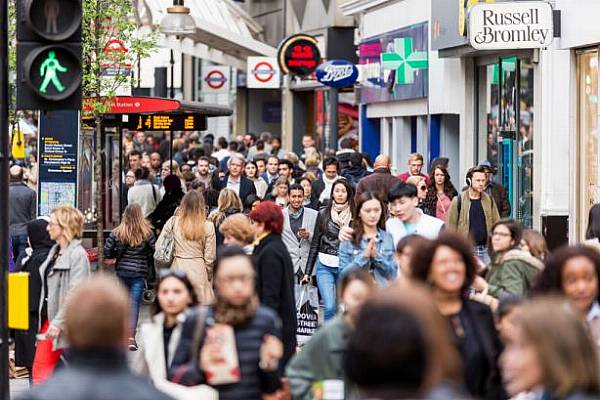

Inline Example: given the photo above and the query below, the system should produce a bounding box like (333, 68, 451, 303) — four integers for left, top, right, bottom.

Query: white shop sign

(469, 1, 553, 50)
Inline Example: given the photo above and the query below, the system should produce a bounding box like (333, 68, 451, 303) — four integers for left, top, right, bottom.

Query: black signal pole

(0, 0, 10, 397)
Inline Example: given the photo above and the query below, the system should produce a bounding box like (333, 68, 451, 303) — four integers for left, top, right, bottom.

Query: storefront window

(578, 50, 599, 238)
(477, 57, 534, 228)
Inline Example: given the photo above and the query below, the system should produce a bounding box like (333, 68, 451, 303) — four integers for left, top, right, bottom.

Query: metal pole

(329, 88, 338, 151)
(0, 0, 10, 395)
(169, 50, 175, 99)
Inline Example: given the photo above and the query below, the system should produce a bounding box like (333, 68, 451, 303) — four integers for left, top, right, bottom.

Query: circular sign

(27, 0, 82, 41)
(205, 70, 226, 89)
(253, 61, 276, 83)
(25, 45, 81, 100)
(277, 34, 321, 77)
(316, 60, 359, 89)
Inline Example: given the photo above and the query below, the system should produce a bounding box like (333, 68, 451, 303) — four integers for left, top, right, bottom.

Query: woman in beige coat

(163, 190, 216, 304)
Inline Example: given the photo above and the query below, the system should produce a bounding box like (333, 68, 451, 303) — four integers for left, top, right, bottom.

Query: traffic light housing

(17, 0, 82, 110)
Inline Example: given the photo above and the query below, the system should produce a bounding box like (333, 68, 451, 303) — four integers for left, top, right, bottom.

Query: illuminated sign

(278, 34, 321, 77)
(122, 114, 207, 131)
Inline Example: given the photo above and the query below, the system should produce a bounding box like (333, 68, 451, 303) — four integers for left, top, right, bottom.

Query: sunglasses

(159, 270, 188, 280)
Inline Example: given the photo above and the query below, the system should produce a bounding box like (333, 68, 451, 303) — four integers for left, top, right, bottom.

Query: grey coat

(282, 207, 318, 278)
(38, 239, 91, 349)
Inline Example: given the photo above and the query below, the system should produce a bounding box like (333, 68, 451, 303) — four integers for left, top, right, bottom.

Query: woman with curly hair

(423, 165, 458, 222)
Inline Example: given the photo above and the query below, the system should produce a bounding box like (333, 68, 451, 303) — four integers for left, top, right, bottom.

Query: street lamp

(159, 0, 195, 36)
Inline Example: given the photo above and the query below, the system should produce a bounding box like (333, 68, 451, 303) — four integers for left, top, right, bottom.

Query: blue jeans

(316, 260, 340, 321)
(11, 234, 28, 263)
(119, 276, 145, 336)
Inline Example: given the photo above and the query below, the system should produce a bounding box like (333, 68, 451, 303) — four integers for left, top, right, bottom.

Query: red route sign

(205, 70, 226, 89)
(83, 96, 181, 115)
(253, 61, 275, 83)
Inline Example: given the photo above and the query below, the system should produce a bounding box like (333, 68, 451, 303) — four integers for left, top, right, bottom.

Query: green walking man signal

(39, 50, 68, 93)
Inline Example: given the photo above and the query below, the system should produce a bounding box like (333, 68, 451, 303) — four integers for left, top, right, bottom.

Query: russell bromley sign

(469, 1, 553, 50)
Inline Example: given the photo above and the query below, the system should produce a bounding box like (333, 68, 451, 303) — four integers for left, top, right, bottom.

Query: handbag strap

(189, 306, 208, 361)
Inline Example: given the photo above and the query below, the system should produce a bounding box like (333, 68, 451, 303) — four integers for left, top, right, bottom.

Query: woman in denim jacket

(339, 191, 397, 286)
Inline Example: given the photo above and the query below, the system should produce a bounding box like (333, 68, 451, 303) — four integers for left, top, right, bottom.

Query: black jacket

(306, 209, 346, 276)
(310, 179, 325, 206)
(454, 300, 505, 400)
(104, 232, 156, 278)
(253, 233, 297, 366)
(218, 176, 257, 204)
(149, 190, 184, 232)
(169, 305, 281, 400)
(486, 182, 511, 218)
(18, 349, 172, 400)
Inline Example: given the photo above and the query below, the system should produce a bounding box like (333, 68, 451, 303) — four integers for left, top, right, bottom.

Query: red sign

(278, 34, 321, 77)
(253, 61, 275, 83)
(83, 97, 181, 115)
(205, 70, 226, 89)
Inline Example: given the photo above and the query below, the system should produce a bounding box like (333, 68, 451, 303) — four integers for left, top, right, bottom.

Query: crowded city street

(3, 0, 600, 399)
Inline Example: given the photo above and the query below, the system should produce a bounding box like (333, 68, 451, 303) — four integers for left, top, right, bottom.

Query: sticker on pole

(247, 57, 280, 89)
(201, 66, 230, 93)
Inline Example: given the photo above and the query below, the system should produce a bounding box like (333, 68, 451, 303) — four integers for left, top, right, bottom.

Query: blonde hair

(113, 204, 152, 247)
(219, 213, 254, 245)
(517, 296, 600, 398)
(522, 229, 549, 260)
(52, 206, 84, 243)
(179, 191, 207, 241)
(210, 189, 243, 225)
(305, 153, 321, 168)
(408, 153, 424, 163)
(162, 160, 182, 178)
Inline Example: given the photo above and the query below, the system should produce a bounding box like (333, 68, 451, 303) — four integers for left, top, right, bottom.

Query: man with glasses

(355, 155, 400, 201)
(217, 154, 256, 204)
(398, 153, 430, 185)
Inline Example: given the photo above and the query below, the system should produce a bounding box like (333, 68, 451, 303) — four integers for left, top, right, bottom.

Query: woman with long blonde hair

(209, 189, 243, 247)
(104, 203, 156, 351)
(165, 190, 216, 303)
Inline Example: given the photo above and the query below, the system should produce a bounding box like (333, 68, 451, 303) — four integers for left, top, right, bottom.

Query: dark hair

(289, 183, 304, 196)
(388, 181, 418, 202)
(152, 271, 199, 315)
(411, 232, 478, 296)
(323, 157, 340, 171)
(191, 180, 206, 191)
(254, 157, 266, 165)
(424, 166, 458, 213)
(496, 294, 523, 320)
(245, 160, 258, 176)
(466, 165, 487, 184)
(278, 159, 293, 170)
(338, 269, 375, 299)
(267, 156, 279, 164)
(396, 235, 429, 255)
(128, 149, 142, 159)
(198, 156, 210, 163)
(249, 200, 284, 234)
(348, 152, 363, 167)
(163, 174, 182, 193)
(217, 137, 228, 149)
(351, 191, 386, 246)
(214, 245, 255, 278)
(586, 204, 600, 240)
(430, 157, 449, 170)
(488, 219, 523, 256)
(134, 167, 151, 180)
(244, 194, 261, 212)
(340, 137, 354, 150)
(345, 301, 427, 393)
(534, 245, 600, 302)
(321, 179, 356, 232)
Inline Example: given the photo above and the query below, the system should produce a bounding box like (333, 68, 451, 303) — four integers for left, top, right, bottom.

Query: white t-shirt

(386, 209, 444, 247)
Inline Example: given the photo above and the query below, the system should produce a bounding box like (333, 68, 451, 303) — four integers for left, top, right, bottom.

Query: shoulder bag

(154, 217, 176, 268)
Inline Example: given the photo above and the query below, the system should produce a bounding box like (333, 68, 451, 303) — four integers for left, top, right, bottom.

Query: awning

(138, 0, 276, 67)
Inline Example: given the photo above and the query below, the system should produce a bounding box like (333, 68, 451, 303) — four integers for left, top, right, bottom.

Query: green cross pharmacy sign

(380, 37, 428, 85)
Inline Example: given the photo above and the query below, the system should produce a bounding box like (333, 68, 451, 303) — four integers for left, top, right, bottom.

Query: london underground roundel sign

(278, 34, 321, 77)
(205, 70, 226, 89)
(316, 60, 358, 89)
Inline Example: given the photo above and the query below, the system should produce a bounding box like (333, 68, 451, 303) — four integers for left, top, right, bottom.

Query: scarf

(319, 174, 339, 202)
(288, 207, 304, 220)
(213, 294, 259, 327)
(331, 202, 352, 228)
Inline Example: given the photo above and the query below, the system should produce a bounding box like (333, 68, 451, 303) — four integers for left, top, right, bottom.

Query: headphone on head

(465, 168, 474, 187)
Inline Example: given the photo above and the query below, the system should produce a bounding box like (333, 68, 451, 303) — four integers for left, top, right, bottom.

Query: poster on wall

(37, 111, 80, 216)
(358, 22, 428, 104)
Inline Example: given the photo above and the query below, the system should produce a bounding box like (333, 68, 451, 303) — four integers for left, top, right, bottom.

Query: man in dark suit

(217, 154, 257, 204)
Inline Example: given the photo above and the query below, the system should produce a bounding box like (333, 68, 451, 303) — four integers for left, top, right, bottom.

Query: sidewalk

(10, 378, 30, 397)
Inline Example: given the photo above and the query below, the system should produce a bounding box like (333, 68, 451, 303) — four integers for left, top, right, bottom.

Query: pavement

(10, 378, 30, 398)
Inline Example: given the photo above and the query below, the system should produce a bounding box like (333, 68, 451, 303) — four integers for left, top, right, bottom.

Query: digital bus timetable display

(121, 113, 207, 131)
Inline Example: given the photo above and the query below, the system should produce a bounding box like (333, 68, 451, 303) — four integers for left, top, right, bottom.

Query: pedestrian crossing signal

(16, 0, 82, 110)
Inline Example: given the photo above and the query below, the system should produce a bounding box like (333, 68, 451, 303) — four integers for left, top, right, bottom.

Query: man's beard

(213, 294, 259, 327)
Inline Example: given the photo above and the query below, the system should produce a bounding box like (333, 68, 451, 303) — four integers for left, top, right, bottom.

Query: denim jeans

(11, 234, 28, 263)
(119, 276, 145, 336)
(316, 260, 340, 321)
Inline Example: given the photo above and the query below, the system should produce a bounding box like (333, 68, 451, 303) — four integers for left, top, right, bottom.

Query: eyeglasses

(217, 275, 254, 285)
(159, 270, 188, 280)
(492, 231, 512, 238)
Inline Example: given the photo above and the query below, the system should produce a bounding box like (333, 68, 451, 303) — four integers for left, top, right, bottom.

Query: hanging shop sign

(316, 60, 358, 89)
(278, 34, 321, 77)
(469, 2, 553, 50)
(121, 113, 207, 131)
(247, 57, 280, 89)
(201, 66, 230, 93)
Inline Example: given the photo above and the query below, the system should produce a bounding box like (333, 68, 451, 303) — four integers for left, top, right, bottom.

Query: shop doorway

(477, 57, 534, 228)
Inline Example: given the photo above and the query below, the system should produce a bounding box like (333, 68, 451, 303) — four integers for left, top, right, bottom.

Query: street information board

(121, 113, 207, 131)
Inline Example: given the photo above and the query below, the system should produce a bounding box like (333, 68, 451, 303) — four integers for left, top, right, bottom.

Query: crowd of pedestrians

(11, 130, 600, 400)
